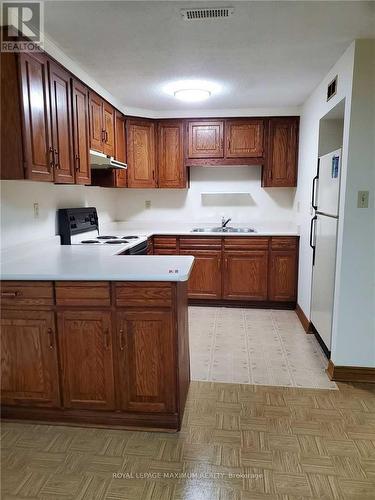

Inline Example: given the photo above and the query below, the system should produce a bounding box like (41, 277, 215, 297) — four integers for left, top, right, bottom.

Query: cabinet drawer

(1, 282, 54, 307)
(179, 237, 222, 249)
(271, 237, 298, 250)
(115, 282, 172, 307)
(55, 282, 110, 306)
(153, 248, 178, 255)
(224, 237, 269, 250)
(153, 236, 178, 249)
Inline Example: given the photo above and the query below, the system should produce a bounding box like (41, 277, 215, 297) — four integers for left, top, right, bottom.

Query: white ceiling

(44, 1, 375, 114)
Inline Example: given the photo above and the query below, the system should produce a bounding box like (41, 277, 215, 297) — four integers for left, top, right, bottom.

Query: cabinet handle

(119, 328, 125, 351)
(217, 258, 221, 270)
(54, 149, 59, 169)
(227, 139, 231, 151)
(75, 154, 80, 171)
(104, 329, 110, 349)
(1, 291, 19, 298)
(47, 328, 54, 349)
(102, 129, 106, 142)
(105, 131, 108, 143)
(49, 147, 54, 167)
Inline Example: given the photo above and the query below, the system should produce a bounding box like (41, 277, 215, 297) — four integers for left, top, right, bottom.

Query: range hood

(90, 150, 127, 170)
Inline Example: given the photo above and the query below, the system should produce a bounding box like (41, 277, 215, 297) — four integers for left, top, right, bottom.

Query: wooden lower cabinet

(180, 249, 222, 299)
(0, 309, 60, 407)
(269, 250, 297, 301)
(223, 251, 268, 301)
(57, 309, 115, 410)
(116, 310, 176, 413)
(1, 281, 189, 431)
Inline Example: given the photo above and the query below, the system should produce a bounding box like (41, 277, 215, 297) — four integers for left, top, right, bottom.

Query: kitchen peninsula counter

(1, 245, 193, 432)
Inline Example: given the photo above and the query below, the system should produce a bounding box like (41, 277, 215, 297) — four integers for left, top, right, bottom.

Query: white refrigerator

(310, 149, 341, 355)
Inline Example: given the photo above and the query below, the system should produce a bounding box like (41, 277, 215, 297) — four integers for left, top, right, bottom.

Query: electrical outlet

(357, 190, 369, 208)
(145, 200, 151, 209)
(33, 202, 39, 218)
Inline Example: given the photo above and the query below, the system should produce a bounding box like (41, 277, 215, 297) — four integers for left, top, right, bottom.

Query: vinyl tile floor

(2, 381, 375, 499)
(189, 307, 337, 390)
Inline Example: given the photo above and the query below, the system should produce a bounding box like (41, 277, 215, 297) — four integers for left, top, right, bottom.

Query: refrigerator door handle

(311, 175, 319, 210)
(310, 215, 317, 265)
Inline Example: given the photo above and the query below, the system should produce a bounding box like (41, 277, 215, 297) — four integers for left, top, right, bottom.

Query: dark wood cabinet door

(265, 117, 298, 187)
(89, 91, 104, 152)
(19, 52, 53, 181)
(226, 119, 264, 158)
(48, 61, 75, 183)
(269, 250, 297, 301)
(158, 120, 186, 188)
(187, 121, 224, 158)
(1, 309, 60, 407)
(127, 119, 156, 188)
(72, 79, 90, 185)
(103, 101, 115, 157)
(57, 310, 115, 410)
(116, 310, 176, 413)
(223, 251, 268, 300)
(180, 249, 222, 299)
(115, 111, 127, 187)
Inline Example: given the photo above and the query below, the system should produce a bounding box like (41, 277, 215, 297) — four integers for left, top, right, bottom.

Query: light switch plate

(357, 190, 369, 208)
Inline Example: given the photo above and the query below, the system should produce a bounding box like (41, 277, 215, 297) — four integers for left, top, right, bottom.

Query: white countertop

(101, 221, 300, 238)
(1, 243, 195, 281)
(0, 222, 298, 281)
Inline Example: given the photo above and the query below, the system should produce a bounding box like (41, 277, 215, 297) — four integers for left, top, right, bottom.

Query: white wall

(295, 43, 355, 318)
(331, 40, 375, 367)
(296, 39, 375, 368)
(115, 167, 296, 226)
(0, 181, 117, 249)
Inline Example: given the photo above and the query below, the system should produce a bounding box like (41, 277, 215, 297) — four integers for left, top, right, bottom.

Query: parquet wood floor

(2, 381, 375, 499)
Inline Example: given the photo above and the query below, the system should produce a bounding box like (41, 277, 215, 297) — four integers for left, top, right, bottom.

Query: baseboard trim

(295, 303, 312, 333)
(327, 360, 375, 383)
(189, 299, 295, 310)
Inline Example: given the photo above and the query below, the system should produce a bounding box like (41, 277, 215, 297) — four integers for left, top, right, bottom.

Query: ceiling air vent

(327, 76, 338, 101)
(181, 7, 234, 21)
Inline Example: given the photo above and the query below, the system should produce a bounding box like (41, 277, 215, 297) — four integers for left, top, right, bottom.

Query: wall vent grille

(327, 76, 338, 101)
(181, 7, 234, 21)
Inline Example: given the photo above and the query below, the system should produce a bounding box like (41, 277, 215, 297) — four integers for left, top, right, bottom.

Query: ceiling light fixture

(162, 79, 222, 104)
(174, 88, 211, 102)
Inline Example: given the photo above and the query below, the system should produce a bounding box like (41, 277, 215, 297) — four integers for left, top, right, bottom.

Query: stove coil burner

(81, 240, 100, 244)
(97, 236, 118, 240)
(105, 240, 127, 244)
(121, 236, 139, 239)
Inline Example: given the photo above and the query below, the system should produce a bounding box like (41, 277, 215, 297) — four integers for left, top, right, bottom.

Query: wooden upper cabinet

(223, 251, 268, 301)
(57, 310, 115, 410)
(116, 309, 176, 413)
(264, 117, 299, 187)
(102, 101, 115, 157)
(187, 120, 224, 158)
(18, 52, 54, 182)
(48, 61, 75, 184)
(88, 91, 104, 152)
(127, 119, 156, 188)
(114, 111, 127, 187)
(158, 120, 186, 188)
(180, 249, 222, 299)
(1, 309, 60, 407)
(269, 249, 297, 301)
(88, 92, 115, 157)
(71, 79, 90, 185)
(1, 53, 24, 179)
(226, 119, 264, 158)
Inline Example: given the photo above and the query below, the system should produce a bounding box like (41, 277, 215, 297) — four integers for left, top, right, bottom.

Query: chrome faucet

(221, 216, 232, 228)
